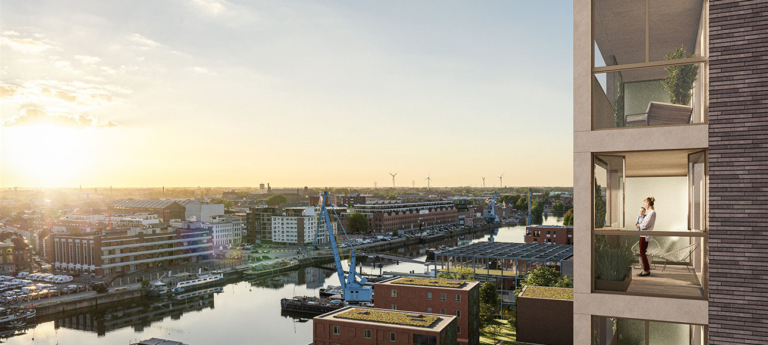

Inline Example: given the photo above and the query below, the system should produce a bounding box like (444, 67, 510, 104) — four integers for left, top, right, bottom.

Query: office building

(271, 206, 335, 245)
(374, 277, 480, 345)
(176, 200, 225, 222)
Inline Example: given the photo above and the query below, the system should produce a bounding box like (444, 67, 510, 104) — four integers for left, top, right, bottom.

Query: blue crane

(311, 191, 372, 303)
(483, 191, 500, 242)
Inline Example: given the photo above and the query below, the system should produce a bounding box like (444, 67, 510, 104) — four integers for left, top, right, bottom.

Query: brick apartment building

(374, 277, 479, 345)
(524, 225, 573, 245)
(245, 206, 282, 244)
(340, 201, 458, 233)
(109, 200, 186, 223)
(313, 306, 457, 345)
(309, 193, 367, 207)
(44, 224, 213, 276)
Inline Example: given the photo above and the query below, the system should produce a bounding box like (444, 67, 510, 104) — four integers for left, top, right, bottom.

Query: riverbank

(27, 222, 504, 318)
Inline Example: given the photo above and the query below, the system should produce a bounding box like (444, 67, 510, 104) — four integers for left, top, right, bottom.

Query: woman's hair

(644, 197, 655, 208)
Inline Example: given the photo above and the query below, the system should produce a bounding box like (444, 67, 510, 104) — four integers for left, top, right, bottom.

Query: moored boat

(0, 308, 35, 328)
(280, 296, 344, 315)
(171, 272, 224, 293)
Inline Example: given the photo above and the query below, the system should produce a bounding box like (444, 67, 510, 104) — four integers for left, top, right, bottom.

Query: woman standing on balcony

(638, 197, 656, 277)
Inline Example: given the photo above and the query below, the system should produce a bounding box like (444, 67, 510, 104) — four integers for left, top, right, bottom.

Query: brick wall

(708, 1, 768, 343)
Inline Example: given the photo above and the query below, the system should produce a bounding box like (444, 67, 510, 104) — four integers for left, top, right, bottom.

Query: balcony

(592, 316, 707, 345)
(592, 151, 707, 299)
(591, 0, 707, 131)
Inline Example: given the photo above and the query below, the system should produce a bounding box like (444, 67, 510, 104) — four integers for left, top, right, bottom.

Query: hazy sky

(0, 0, 573, 188)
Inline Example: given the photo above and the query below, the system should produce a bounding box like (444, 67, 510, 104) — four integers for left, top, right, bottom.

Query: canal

(6, 216, 563, 345)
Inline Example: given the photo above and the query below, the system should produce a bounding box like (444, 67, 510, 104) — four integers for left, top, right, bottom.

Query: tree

(563, 208, 574, 226)
(347, 213, 369, 234)
(595, 179, 606, 228)
(513, 197, 528, 211)
(541, 191, 550, 202)
(266, 194, 288, 206)
(480, 281, 498, 306)
(552, 200, 566, 212)
(499, 195, 520, 206)
(531, 200, 544, 224)
(516, 266, 573, 296)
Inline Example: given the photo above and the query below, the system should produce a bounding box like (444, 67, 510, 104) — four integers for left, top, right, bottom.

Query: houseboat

(280, 296, 344, 315)
(171, 272, 224, 293)
(0, 308, 35, 328)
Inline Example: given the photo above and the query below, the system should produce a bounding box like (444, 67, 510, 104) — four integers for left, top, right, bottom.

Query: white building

(271, 207, 336, 245)
(177, 200, 225, 222)
(205, 215, 244, 249)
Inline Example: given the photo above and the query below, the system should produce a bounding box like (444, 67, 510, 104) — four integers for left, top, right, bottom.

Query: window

(390, 332, 396, 342)
(454, 294, 461, 302)
(456, 310, 461, 318)
(391, 304, 397, 310)
(458, 326, 461, 334)
(364, 329, 372, 339)
(332, 325, 340, 335)
(391, 289, 397, 297)
(427, 292, 432, 300)
(440, 309, 445, 314)
(440, 293, 446, 301)
(427, 307, 432, 313)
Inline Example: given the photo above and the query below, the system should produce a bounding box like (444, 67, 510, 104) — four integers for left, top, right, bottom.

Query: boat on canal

(0, 307, 35, 328)
(171, 272, 225, 293)
(280, 296, 344, 315)
(319, 285, 342, 297)
(147, 281, 170, 297)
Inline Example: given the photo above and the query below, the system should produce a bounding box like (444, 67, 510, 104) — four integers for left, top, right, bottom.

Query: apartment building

(574, 0, 768, 343)
(525, 225, 573, 245)
(340, 200, 458, 233)
(245, 206, 283, 244)
(374, 277, 480, 345)
(44, 225, 213, 276)
(205, 215, 244, 249)
(271, 206, 335, 245)
(176, 200, 225, 222)
(313, 306, 458, 345)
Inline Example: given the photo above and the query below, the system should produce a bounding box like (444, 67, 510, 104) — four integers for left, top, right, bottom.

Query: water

(6, 216, 563, 345)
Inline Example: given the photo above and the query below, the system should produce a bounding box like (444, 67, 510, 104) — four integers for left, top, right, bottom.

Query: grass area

(392, 277, 465, 288)
(480, 319, 517, 345)
(333, 308, 439, 328)
(520, 286, 573, 300)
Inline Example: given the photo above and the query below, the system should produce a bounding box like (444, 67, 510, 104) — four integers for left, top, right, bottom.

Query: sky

(0, 0, 573, 189)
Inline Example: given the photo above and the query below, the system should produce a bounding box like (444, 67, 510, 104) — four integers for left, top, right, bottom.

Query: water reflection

(6, 218, 563, 344)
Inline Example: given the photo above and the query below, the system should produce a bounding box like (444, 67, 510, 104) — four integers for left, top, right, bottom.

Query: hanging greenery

(662, 45, 699, 105)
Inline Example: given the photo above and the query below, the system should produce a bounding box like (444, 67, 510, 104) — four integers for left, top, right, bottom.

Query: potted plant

(662, 45, 699, 105)
(594, 236, 634, 292)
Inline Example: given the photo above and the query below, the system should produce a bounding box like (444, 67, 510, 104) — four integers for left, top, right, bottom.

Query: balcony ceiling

(624, 150, 699, 177)
(594, 0, 704, 80)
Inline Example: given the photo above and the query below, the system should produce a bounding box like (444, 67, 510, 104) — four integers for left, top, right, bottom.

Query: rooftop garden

(520, 286, 573, 301)
(333, 308, 439, 328)
(392, 277, 465, 288)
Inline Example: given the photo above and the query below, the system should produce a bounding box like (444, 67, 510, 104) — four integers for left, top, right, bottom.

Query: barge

(280, 296, 343, 315)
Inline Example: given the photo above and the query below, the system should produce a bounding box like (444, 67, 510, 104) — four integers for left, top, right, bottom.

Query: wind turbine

(481, 177, 486, 188)
(498, 173, 505, 188)
(425, 175, 432, 190)
(389, 173, 398, 188)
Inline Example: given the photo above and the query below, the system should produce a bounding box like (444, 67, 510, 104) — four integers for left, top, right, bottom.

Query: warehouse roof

(110, 199, 181, 209)
(435, 242, 573, 263)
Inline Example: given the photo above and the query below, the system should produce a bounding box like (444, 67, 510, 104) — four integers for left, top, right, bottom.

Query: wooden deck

(627, 265, 704, 298)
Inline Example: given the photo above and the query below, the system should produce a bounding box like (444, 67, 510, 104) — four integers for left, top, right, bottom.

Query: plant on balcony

(594, 179, 606, 228)
(594, 236, 634, 292)
(663, 45, 699, 105)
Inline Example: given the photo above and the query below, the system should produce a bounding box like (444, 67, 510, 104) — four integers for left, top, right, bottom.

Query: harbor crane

(483, 191, 501, 242)
(311, 191, 372, 303)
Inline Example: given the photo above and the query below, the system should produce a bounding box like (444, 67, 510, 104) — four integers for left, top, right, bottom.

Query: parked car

(16, 272, 29, 278)
(21, 286, 37, 294)
(2, 291, 15, 297)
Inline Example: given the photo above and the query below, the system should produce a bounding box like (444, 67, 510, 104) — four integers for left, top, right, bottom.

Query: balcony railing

(592, 230, 707, 300)
(592, 316, 707, 345)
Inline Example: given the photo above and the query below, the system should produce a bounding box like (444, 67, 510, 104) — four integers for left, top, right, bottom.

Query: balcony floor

(628, 264, 704, 298)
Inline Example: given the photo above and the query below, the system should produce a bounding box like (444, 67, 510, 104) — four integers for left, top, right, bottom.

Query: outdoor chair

(658, 242, 700, 272)
(631, 238, 661, 269)
(625, 101, 694, 127)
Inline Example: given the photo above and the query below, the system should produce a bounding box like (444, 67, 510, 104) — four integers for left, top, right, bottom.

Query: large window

(592, 316, 707, 345)
(592, 0, 708, 130)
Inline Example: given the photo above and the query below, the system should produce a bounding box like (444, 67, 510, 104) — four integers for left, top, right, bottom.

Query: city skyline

(0, 1, 574, 188)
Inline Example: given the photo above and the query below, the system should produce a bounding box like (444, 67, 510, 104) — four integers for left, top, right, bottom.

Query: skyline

(0, 1, 574, 188)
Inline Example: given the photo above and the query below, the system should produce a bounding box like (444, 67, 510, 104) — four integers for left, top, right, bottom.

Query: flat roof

(382, 277, 478, 291)
(520, 286, 574, 301)
(436, 242, 573, 263)
(316, 306, 455, 332)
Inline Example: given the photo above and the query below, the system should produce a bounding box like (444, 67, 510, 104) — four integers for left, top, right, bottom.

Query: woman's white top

(639, 209, 656, 241)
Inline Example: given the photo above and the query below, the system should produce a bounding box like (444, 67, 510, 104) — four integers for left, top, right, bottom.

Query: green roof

(391, 277, 466, 288)
(333, 308, 439, 328)
(520, 286, 573, 301)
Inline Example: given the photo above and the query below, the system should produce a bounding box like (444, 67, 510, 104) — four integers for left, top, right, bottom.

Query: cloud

(190, 0, 227, 15)
(193, 66, 216, 75)
(75, 55, 101, 64)
(1, 108, 119, 129)
(127, 33, 161, 47)
(2, 31, 20, 36)
(0, 36, 52, 53)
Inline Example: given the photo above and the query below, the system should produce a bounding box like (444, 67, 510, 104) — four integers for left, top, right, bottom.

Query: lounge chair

(625, 101, 693, 127)
(658, 242, 700, 272)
